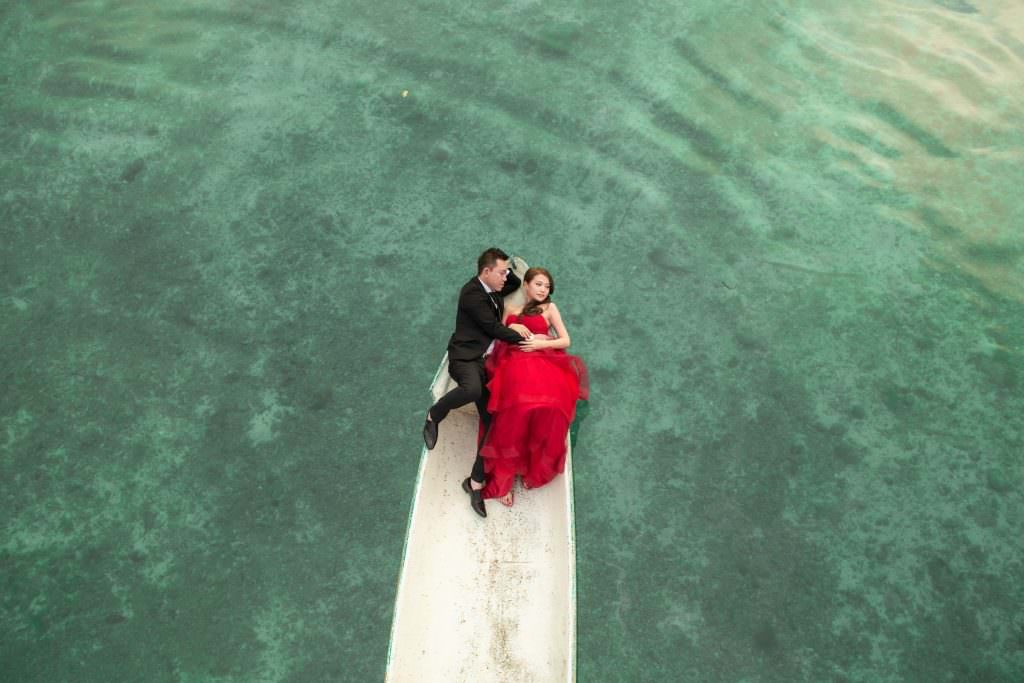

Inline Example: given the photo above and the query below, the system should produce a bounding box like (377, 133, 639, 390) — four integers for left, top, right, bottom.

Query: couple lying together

(422, 248, 589, 518)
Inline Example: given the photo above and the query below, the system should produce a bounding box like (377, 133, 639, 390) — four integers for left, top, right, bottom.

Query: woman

(480, 267, 589, 506)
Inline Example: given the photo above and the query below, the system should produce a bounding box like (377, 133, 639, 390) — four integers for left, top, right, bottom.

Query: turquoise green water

(2, 1, 1022, 680)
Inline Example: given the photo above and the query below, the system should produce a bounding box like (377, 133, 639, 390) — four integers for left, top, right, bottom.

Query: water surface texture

(3, 1, 1023, 681)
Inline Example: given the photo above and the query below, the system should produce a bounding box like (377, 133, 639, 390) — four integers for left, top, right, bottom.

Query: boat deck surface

(386, 395, 575, 683)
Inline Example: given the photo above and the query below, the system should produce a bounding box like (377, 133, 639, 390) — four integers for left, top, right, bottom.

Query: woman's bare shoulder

(539, 302, 557, 324)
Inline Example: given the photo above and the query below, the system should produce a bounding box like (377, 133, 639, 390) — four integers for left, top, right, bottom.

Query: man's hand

(509, 255, 527, 277)
(508, 323, 533, 339)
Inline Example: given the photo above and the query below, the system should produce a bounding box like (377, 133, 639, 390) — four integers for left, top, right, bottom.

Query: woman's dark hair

(477, 247, 510, 274)
(522, 267, 554, 316)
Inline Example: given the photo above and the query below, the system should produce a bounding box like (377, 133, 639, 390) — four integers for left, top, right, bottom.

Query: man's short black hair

(477, 247, 510, 274)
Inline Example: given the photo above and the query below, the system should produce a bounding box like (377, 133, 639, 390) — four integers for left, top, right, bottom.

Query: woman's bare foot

(499, 491, 514, 507)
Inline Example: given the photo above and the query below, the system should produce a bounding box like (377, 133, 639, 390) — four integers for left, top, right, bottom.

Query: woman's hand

(518, 337, 548, 352)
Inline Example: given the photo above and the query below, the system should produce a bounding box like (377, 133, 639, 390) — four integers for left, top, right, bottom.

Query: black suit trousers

(428, 357, 492, 483)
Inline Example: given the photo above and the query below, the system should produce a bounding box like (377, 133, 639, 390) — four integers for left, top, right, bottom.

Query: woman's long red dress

(480, 313, 588, 499)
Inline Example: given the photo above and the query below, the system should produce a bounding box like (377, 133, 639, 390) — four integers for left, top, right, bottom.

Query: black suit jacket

(446, 272, 525, 362)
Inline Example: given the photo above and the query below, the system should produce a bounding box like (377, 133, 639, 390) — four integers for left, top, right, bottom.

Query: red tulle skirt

(480, 342, 588, 499)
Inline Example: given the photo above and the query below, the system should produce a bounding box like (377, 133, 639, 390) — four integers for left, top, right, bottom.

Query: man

(423, 248, 533, 518)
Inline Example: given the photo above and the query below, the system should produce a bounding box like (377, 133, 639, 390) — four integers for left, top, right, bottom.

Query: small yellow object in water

(401, 90, 409, 97)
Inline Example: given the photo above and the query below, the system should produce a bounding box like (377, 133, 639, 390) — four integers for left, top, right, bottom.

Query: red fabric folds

(480, 314, 588, 499)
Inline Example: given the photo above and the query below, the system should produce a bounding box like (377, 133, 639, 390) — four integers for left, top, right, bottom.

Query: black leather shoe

(423, 418, 438, 450)
(462, 477, 487, 518)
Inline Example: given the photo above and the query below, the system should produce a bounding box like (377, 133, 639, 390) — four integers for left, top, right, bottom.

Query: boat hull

(385, 361, 576, 683)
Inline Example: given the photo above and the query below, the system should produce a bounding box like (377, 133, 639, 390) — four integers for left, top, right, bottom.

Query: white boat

(385, 269, 577, 683)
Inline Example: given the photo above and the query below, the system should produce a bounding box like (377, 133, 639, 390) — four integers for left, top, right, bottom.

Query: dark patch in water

(168, 305, 197, 329)
(962, 240, 1024, 265)
(120, 158, 146, 183)
(649, 100, 728, 163)
(919, 206, 961, 238)
(373, 253, 400, 269)
(933, 0, 978, 13)
(835, 125, 902, 159)
(431, 143, 451, 162)
(862, 100, 957, 158)
(164, 7, 294, 36)
(833, 440, 862, 465)
(588, 366, 620, 385)
(968, 498, 998, 528)
(986, 468, 1012, 494)
(83, 42, 144, 64)
(734, 330, 765, 352)
(753, 621, 779, 652)
(305, 388, 334, 411)
(647, 250, 690, 276)
(769, 224, 797, 241)
(880, 382, 915, 418)
(970, 350, 1019, 392)
(40, 64, 137, 100)
(824, 145, 896, 188)
(673, 38, 781, 121)
(151, 31, 194, 47)
(926, 557, 958, 596)
(526, 24, 583, 59)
